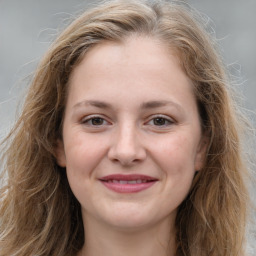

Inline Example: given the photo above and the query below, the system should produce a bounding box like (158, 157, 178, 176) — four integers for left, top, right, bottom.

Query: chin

(94, 201, 174, 231)
(105, 216, 154, 231)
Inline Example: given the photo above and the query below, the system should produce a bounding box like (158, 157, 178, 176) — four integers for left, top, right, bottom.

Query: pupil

(92, 118, 103, 125)
(154, 118, 165, 125)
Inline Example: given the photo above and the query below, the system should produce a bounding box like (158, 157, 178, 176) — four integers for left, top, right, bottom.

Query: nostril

(108, 149, 144, 165)
(107, 132, 147, 165)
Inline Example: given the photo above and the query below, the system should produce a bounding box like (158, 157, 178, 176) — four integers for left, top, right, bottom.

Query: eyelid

(81, 114, 112, 126)
(144, 114, 175, 126)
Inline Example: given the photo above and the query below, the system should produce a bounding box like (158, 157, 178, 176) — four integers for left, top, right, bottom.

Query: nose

(108, 123, 147, 166)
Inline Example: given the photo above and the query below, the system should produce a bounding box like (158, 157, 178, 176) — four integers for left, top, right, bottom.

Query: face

(56, 36, 207, 231)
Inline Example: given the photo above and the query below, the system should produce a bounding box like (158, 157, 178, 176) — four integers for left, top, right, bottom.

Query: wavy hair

(0, 0, 252, 255)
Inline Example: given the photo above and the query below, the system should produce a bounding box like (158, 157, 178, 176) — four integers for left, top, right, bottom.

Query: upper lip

(99, 174, 158, 181)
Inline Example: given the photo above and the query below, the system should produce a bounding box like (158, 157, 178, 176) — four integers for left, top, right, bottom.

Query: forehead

(69, 35, 188, 89)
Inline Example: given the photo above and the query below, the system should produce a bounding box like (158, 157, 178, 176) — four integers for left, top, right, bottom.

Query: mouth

(99, 174, 158, 193)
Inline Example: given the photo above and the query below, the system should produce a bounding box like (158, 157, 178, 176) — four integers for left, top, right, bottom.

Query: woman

(0, 0, 253, 255)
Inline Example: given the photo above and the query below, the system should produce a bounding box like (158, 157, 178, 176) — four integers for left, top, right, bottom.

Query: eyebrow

(73, 99, 183, 111)
(73, 100, 112, 109)
(140, 100, 182, 110)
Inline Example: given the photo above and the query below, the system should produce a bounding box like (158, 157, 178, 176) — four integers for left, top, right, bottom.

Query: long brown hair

(0, 1, 252, 255)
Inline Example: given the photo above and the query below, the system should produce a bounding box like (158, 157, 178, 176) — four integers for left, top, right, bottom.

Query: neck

(77, 214, 176, 256)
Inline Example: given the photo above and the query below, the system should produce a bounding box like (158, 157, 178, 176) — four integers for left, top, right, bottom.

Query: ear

(194, 134, 209, 171)
(55, 139, 66, 167)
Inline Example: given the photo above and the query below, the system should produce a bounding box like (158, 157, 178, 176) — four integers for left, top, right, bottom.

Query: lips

(99, 174, 158, 193)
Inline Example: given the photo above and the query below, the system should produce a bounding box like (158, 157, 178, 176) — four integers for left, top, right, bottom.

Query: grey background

(0, 0, 256, 136)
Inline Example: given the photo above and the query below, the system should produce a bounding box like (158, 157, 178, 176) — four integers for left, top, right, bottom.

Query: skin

(56, 36, 207, 256)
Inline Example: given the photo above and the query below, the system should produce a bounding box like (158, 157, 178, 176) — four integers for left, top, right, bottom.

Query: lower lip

(100, 181, 157, 193)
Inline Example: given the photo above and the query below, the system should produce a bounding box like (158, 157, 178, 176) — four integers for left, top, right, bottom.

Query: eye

(81, 116, 110, 126)
(90, 117, 104, 125)
(152, 117, 171, 126)
(146, 115, 174, 127)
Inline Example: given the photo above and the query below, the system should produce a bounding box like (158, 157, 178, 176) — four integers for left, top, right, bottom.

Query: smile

(99, 174, 158, 193)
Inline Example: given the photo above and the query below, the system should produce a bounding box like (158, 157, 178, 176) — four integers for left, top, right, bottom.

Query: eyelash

(81, 115, 111, 126)
(146, 115, 174, 127)
(81, 115, 174, 128)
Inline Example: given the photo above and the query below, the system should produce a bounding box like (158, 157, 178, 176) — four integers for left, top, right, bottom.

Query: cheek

(151, 135, 198, 207)
(64, 133, 108, 177)
(152, 134, 197, 174)
(64, 134, 109, 205)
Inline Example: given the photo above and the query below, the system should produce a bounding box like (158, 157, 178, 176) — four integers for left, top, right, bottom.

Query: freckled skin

(56, 36, 206, 232)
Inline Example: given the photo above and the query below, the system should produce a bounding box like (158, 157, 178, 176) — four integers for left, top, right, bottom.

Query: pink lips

(99, 174, 158, 193)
